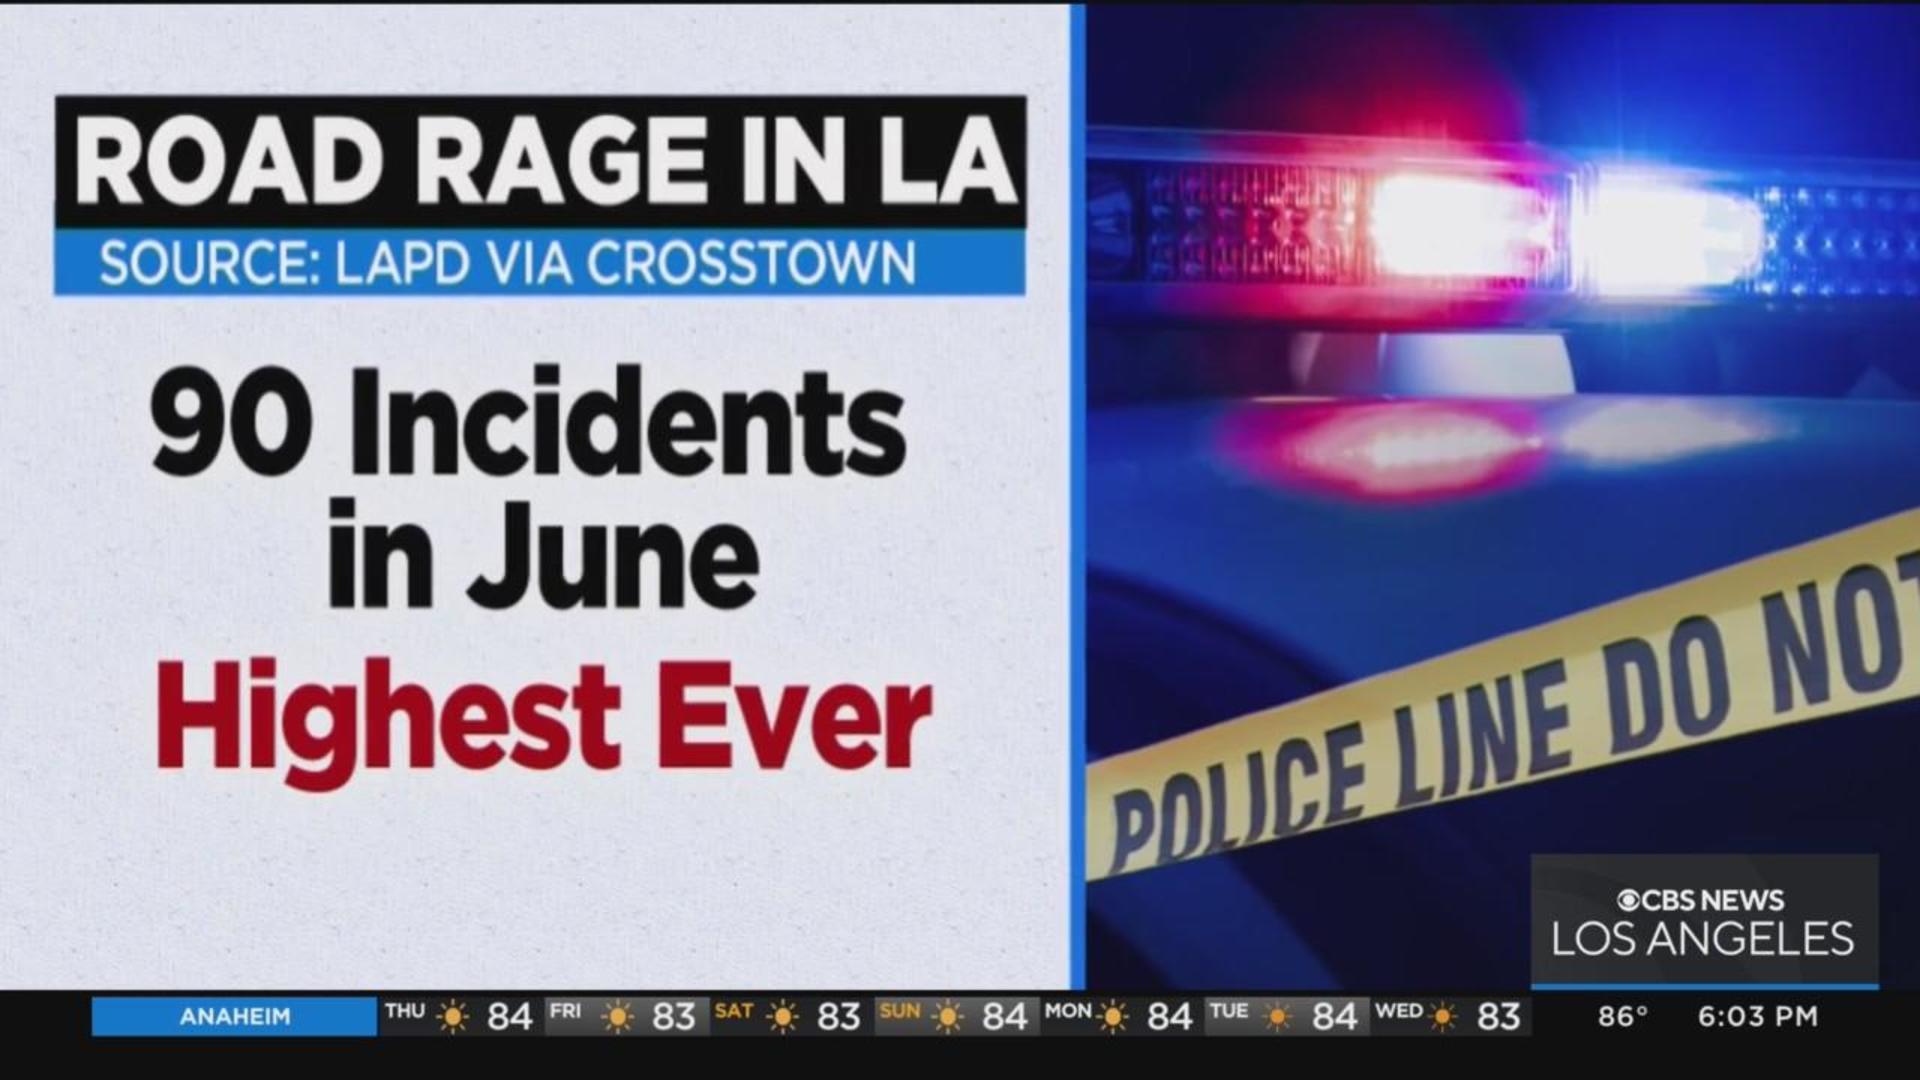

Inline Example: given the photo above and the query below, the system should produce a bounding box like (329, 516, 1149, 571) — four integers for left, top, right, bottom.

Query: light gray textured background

(0, 5, 1071, 986)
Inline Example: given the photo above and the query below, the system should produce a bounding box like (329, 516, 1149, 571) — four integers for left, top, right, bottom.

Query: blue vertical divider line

(1069, 1, 1088, 991)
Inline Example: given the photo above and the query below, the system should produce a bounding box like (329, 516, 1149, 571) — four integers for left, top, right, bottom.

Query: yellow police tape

(1088, 506, 1920, 881)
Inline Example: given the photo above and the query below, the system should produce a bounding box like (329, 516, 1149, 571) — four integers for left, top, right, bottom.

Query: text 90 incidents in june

(149, 361, 933, 791)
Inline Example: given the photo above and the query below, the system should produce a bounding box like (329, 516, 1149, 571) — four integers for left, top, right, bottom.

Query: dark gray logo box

(1531, 854, 1878, 986)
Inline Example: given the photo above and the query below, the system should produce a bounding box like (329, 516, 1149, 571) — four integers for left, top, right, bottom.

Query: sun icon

(437, 1000, 468, 1035)
(602, 999, 634, 1034)
(1264, 1003, 1292, 1032)
(1097, 999, 1129, 1035)
(1431, 1002, 1457, 1033)
(769, 999, 800, 1035)
(932, 998, 965, 1035)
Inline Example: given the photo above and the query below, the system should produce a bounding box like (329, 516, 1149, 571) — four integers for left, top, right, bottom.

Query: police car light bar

(1088, 126, 1920, 327)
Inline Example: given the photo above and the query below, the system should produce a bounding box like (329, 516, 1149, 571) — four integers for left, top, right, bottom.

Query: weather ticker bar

(70, 991, 1901, 1038)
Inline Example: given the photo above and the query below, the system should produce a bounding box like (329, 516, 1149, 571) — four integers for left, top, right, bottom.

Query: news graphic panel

(0, 4, 1073, 991)
(11, 1, 1920, 1049)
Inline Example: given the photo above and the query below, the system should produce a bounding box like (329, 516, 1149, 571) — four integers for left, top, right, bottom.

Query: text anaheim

(157, 657, 933, 792)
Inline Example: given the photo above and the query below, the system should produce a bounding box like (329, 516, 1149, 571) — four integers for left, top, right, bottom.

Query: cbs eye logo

(1615, 888, 1698, 912)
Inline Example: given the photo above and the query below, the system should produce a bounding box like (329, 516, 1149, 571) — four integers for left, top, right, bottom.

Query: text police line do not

(1090, 514, 1920, 878)
(55, 97, 1025, 227)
